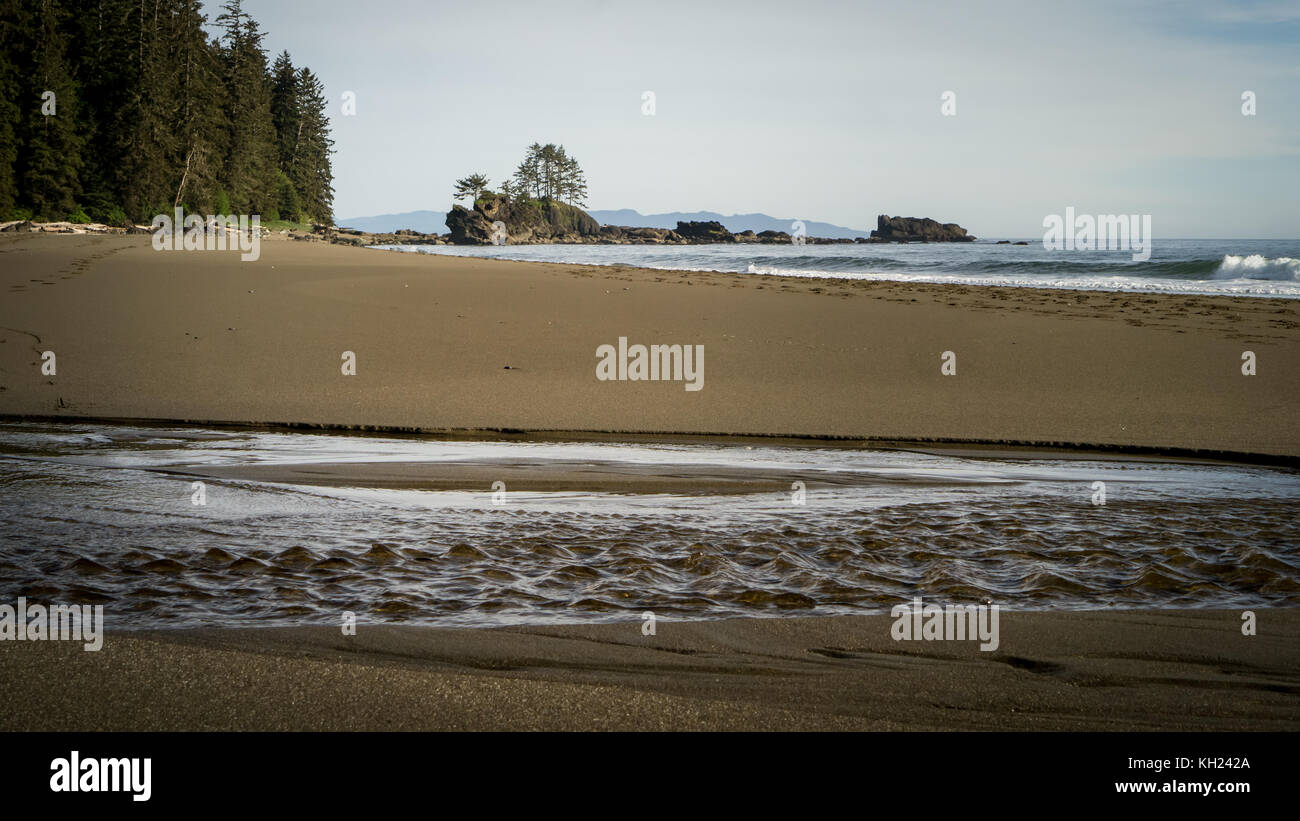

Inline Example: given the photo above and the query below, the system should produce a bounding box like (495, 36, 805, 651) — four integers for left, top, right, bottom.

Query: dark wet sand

(167, 458, 961, 494)
(1, 609, 1295, 731)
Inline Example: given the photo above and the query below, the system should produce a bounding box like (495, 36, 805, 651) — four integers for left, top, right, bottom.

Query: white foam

(371, 246, 1300, 298)
(744, 264, 1300, 298)
(1216, 254, 1300, 281)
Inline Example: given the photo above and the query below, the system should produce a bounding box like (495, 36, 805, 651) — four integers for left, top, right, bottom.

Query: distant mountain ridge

(587, 210, 871, 240)
(339, 208, 871, 239)
(338, 210, 447, 233)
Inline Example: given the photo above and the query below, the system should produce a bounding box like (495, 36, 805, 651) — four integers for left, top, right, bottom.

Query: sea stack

(869, 215, 976, 242)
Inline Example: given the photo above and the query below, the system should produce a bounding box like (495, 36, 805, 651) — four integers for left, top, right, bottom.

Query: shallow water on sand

(1, 422, 1298, 628)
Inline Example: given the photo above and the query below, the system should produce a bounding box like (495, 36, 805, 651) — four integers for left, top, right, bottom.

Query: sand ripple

(2, 423, 1298, 627)
(1, 495, 1297, 627)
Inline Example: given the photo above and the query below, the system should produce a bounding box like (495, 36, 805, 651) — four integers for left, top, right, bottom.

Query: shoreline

(5, 412, 1300, 468)
(2, 608, 1295, 731)
(366, 240, 1300, 301)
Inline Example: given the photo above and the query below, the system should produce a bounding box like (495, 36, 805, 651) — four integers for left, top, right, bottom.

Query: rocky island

(868, 215, 976, 242)
(314, 144, 980, 247)
(424, 200, 975, 247)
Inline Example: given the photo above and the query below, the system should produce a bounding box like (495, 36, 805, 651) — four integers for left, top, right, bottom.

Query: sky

(235, 0, 1299, 237)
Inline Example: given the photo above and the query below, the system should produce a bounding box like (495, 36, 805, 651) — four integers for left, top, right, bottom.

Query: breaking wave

(1216, 254, 1300, 282)
(375, 240, 1300, 298)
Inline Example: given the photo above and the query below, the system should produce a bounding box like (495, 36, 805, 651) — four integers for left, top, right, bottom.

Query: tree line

(0, 0, 334, 225)
(455, 142, 588, 208)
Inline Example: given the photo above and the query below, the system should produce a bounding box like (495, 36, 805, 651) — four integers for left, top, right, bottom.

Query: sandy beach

(1, 609, 1296, 731)
(2, 233, 1298, 733)
(1, 232, 1297, 460)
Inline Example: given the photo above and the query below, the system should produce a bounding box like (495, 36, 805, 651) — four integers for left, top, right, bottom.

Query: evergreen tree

(539, 143, 564, 200)
(507, 142, 586, 205)
(0, 0, 24, 216)
(559, 152, 587, 207)
(453, 173, 490, 202)
(0, 0, 333, 224)
(21, 0, 83, 219)
(217, 0, 278, 215)
(120, 0, 177, 220)
(170, 0, 230, 213)
(70, 0, 138, 221)
(512, 142, 543, 200)
(288, 66, 333, 223)
(274, 168, 300, 222)
(269, 50, 298, 171)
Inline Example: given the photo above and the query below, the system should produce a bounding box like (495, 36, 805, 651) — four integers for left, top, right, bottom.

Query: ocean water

(372, 238, 1300, 298)
(1, 421, 1298, 629)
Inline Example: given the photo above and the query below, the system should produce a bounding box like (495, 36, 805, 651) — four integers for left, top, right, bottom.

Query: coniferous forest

(0, 0, 334, 226)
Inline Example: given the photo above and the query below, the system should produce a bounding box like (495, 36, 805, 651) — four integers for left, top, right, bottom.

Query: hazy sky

(238, 0, 1299, 237)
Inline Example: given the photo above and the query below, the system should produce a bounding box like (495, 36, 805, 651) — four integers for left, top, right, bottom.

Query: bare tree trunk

(174, 148, 192, 208)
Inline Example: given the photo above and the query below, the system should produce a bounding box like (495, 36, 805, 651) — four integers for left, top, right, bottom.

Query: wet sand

(165, 457, 958, 494)
(1, 609, 1295, 731)
(1, 232, 1297, 460)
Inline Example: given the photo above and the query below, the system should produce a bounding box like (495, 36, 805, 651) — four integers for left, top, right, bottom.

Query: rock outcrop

(388, 203, 980, 246)
(597, 225, 682, 244)
(445, 195, 601, 245)
(673, 220, 735, 242)
(869, 215, 975, 242)
(438, 202, 863, 246)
